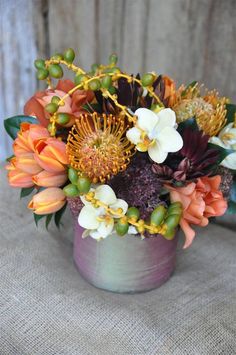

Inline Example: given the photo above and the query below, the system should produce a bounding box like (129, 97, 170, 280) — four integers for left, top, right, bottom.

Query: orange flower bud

(13, 153, 43, 175)
(34, 138, 68, 173)
(13, 123, 49, 155)
(7, 164, 34, 188)
(28, 187, 66, 215)
(32, 170, 67, 187)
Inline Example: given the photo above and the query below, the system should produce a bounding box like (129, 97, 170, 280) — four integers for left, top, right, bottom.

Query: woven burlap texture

(0, 168, 236, 355)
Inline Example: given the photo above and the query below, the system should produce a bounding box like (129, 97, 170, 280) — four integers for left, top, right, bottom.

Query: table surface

(0, 169, 236, 355)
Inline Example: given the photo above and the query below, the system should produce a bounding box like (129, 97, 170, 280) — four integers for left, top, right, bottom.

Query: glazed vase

(73, 221, 178, 293)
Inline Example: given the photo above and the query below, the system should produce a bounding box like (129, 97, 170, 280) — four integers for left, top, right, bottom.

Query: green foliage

(4, 116, 38, 140)
(20, 187, 35, 199)
(208, 143, 234, 164)
(54, 203, 67, 228)
(225, 104, 236, 124)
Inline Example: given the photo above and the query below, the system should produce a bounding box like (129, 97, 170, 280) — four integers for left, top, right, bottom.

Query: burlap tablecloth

(0, 168, 236, 355)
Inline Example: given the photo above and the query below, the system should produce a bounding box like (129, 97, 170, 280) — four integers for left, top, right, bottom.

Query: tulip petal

(95, 185, 117, 205)
(78, 206, 99, 229)
(135, 108, 159, 134)
(148, 141, 168, 163)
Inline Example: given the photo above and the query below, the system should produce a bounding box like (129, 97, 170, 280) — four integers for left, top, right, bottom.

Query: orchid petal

(148, 141, 168, 163)
(155, 108, 176, 130)
(157, 127, 183, 152)
(135, 108, 159, 134)
(78, 205, 99, 229)
(95, 185, 117, 205)
(111, 199, 128, 217)
(126, 127, 142, 145)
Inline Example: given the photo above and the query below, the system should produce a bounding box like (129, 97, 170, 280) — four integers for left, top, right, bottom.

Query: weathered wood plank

(0, 0, 46, 161)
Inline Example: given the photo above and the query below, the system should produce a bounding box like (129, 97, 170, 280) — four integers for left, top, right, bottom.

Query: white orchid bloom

(210, 122, 236, 170)
(78, 185, 128, 240)
(126, 108, 183, 163)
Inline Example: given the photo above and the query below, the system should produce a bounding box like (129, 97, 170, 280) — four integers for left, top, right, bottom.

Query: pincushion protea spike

(66, 113, 135, 183)
(171, 83, 228, 136)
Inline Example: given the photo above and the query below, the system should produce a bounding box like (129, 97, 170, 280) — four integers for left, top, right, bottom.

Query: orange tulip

(32, 170, 67, 187)
(165, 175, 227, 249)
(13, 123, 49, 155)
(7, 163, 34, 188)
(34, 138, 69, 173)
(12, 153, 43, 175)
(28, 187, 66, 215)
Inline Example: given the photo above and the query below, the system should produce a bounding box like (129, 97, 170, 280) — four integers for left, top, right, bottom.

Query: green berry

(34, 59, 45, 70)
(77, 177, 91, 194)
(63, 48, 75, 63)
(126, 207, 140, 221)
(51, 53, 64, 60)
(164, 227, 176, 240)
(91, 63, 99, 73)
(63, 184, 79, 197)
(49, 64, 63, 78)
(36, 68, 49, 80)
(150, 205, 166, 226)
(101, 75, 112, 89)
(88, 79, 101, 91)
(51, 96, 61, 104)
(45, 103, 58, 114)
(109, 53, 118, 65)
(74, 74, 88, 86)
(108, 86, 116, 94)
(56, 113, 70, 125)
(68, 167, 78, 185)
(115, 220, 129, 236)
(141, 73, 154, 87)
(165, 214, 181, 229)
(167, 202, 183, 216)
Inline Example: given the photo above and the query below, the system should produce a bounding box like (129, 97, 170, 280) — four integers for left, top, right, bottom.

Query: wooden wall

(1, 0, 236, 161)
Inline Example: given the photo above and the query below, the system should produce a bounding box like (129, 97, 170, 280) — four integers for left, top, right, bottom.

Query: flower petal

(135, 108, 159, 134)
(78, 206, 99, 229)
(155, 108, 176, 130)
(110, 199, 128, 217)
(128, 226, 138, 235)
(157, 127, 183, 152)
(126, 127, 142, 144)
(221, 152, 236, 170)
(95, 185, 117, 205)
(148, 141, 168, 163)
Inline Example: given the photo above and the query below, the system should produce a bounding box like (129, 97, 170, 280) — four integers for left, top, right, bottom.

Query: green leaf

(54, 203, 67, 228)
(208, 143, 235, 164)
(45, 214, 53, 230)
(227, 200, 236, 214)
(229, 181, 236, 203)
(20, 187, 35, 198)
(6, 154, 14, 162)
(4, 115, 38, 140)
(82, 103, 102, 113)
(177, 117, 199, 133)
(34, 213, 47, 226)
(225, 104, 236, 124)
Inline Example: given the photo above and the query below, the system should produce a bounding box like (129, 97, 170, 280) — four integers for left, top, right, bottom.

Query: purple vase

(73, 221, 178, 293)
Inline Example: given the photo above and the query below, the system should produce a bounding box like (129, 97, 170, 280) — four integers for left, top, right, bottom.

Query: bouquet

(5, 48, 236, 249)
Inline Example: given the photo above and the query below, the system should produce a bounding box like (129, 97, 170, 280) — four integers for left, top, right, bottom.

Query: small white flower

(210, 122, 236, 170)
(126, 108, 183, 163)
(78, 185, 128, 240)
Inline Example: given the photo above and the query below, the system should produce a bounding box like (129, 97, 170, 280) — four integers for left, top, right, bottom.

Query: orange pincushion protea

(171, 83, 228, 136)
(66, 113, 135, 183)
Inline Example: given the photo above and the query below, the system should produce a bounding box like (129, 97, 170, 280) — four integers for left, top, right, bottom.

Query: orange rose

(24, 79, 94, 127)
(165, 176, 227, 248)
(28, 187, 66, 215)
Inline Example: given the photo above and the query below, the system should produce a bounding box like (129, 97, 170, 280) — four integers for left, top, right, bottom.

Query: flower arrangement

(4, 48, 236, 249)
